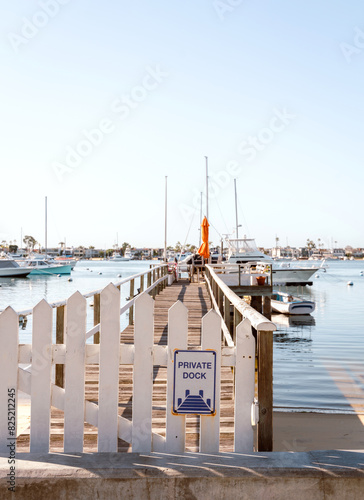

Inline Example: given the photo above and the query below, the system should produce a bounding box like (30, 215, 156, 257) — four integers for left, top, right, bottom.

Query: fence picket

(166, 300, 188, 452)
(0, 307, 18, 453)
(234, 319, 255, 452)
(200, 309, 221, 453)
(132, 293, 154, 452)
(64, 291, 86, 453)
(98, 283, 120, 452)
(30, 300, 52, 453)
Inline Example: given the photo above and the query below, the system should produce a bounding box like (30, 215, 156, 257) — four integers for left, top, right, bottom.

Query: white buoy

(360, 272, 363, 276)
(57, 274, 61, 277)
(315, 275, 320, 278)
(98, 272, 102, 275)
(347, 281, 353, 286)
(68, 277, 73, 282)
(117, 274, 121, 278)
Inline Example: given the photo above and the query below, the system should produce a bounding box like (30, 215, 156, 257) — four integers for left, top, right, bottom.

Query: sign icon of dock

(177, 390, 212, 414)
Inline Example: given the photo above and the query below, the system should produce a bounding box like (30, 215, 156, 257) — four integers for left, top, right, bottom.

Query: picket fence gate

(0, 283, 257, 455)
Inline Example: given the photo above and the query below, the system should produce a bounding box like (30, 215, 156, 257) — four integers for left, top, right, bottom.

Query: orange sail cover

(198, 217, 210, 259)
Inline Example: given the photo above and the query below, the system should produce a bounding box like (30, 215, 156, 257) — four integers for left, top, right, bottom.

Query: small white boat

(0, 259, 33, 278)
(271, 291, 315, 315)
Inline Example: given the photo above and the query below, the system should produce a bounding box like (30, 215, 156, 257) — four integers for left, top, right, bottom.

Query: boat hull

(271, 291, 315, 315)
(271, 300, 315, 315)
(29, 264, 72, 275)
(0, 268, 32, 278)
(271, 267, 318, 285)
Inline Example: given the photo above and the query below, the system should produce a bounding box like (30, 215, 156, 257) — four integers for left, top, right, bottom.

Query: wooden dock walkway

(17, 279, 237, 453)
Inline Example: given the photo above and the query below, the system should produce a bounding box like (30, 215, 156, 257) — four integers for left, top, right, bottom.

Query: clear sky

(1, 1, 363, 250)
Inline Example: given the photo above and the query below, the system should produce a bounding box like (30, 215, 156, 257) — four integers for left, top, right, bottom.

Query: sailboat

(17, 197, 73, 275)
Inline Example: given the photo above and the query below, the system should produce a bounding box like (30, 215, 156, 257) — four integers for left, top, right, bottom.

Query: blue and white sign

(172, 350, 216, 415)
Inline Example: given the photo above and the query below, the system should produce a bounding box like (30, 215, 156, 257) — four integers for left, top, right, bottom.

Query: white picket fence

(0, 283, 257, 455)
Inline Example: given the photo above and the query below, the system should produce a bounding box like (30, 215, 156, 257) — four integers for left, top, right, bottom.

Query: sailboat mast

(234, 178, 239, 239)
(205, 156, 209, 220)
(199, 191, 202, 247)
(164, 176, 168, 262)
(45, 196, 47, 255)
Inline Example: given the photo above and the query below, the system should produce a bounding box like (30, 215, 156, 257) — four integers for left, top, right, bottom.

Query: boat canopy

(0, 259, 20, 269)
(225, 238, 262, 255)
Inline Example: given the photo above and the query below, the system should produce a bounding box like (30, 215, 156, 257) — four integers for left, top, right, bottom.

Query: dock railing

(205, 263, 276, 451)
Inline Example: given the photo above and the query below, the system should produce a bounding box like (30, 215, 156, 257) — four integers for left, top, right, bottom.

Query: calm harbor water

(1, 259, 363, 415)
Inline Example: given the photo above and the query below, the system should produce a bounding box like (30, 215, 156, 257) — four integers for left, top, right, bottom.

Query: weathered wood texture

(257, 330, 273, 451)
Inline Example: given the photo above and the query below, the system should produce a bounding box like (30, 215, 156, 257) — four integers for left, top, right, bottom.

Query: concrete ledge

(1, 450, 364, 499)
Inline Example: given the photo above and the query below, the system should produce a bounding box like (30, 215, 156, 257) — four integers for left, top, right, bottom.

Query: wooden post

(56, 305, 65, 387)
(163, 266, 167, 289)
(93, 294, 100, 345)
(233, 308, 243, 344)
(270, 264, 273, 287)
(263, 296, 271, 320)
(251, 295, 262, 314)
(160, 267, 164, 290)
(156, 267, 161, 294)
(257, 329, 273, 451)
(152, 269, 156, 298)
(147, 270, 152, 289)
(129, 279, 135, 325)
(140, 274, 144, 293)
(224, 296, 231, 334)
(218, 288, 224, 316)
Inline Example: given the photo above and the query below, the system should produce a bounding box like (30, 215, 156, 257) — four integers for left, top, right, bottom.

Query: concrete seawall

(1, 451, 364, 499)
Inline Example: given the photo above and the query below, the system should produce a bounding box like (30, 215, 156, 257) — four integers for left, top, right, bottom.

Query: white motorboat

(0, 259, 33, 278)
(110, 249, 132, 261)
(271, 291, 315, 315)
(226, 237, 320, 285)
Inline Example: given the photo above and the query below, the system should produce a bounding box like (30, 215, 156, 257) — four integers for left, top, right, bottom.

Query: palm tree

(23, 235, 37, 252)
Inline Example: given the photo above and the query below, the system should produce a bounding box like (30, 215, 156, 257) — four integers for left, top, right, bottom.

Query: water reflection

(273, 313, 314, 355)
